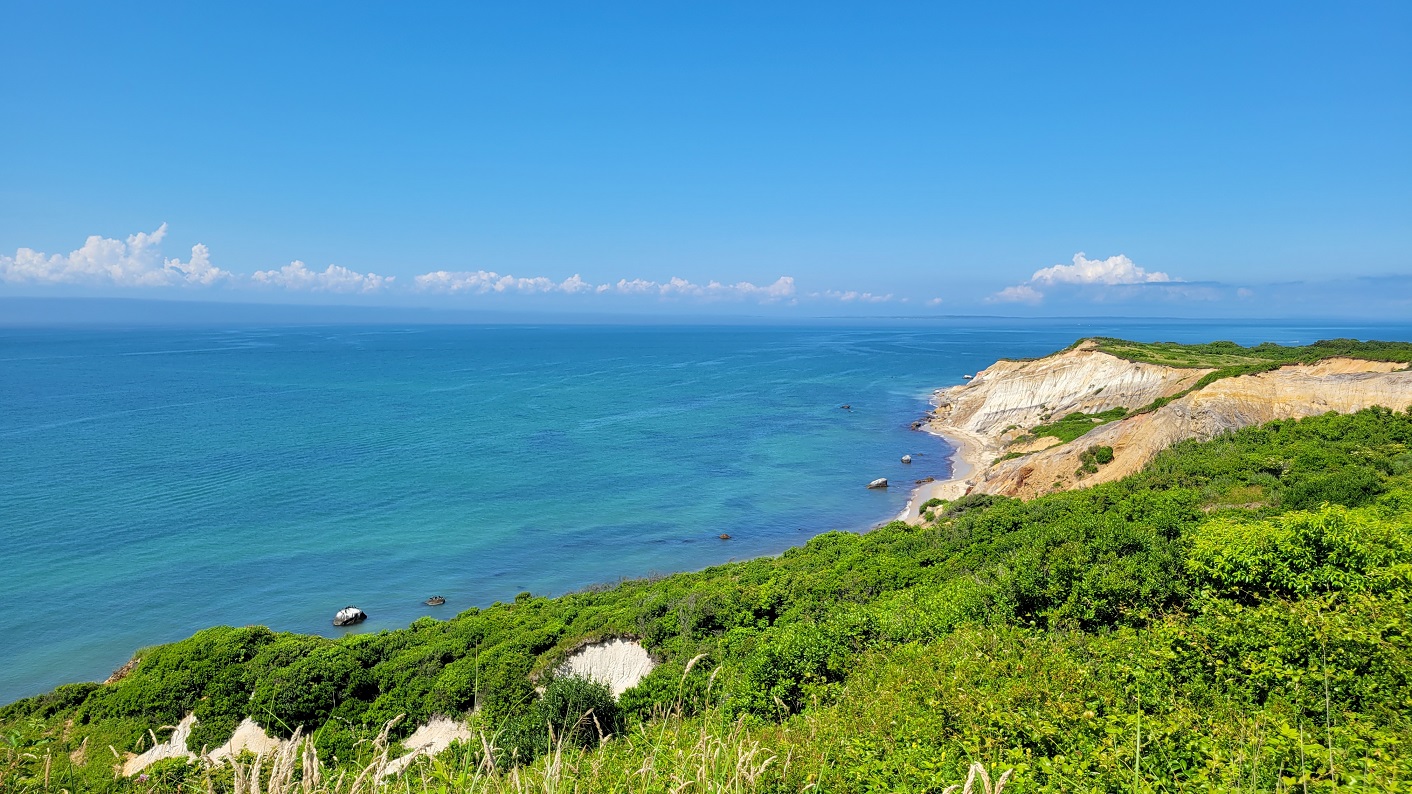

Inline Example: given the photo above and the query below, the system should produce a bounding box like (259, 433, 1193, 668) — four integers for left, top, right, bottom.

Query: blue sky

(2, 2, 1408, 317)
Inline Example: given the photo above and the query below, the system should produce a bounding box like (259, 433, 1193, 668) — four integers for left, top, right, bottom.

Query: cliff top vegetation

(1082, 336, 1412, 370)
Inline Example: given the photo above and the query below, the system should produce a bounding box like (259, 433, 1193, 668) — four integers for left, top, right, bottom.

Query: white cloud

(0, 224, 233, 287)
(413, 270, 597, 295)
(1031, 253, 1172, 286)
(413, 271, 796, 303)
(989, 284, 1044, 304)
(926, 297, 944, 307)
(2, 227, 885, 309)
(252, 261, 394, 293)
(602, 275, 796, 302)
(991, 253, 1180, 303)
(811, 289, 893, 303)
(613, 277, 659, 295)
(559, 274, 594, 294)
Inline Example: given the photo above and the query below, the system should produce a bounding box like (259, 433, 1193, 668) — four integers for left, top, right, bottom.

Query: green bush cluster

(1075, 443, 1115, 476)
(498, 675, 621, 765)
(1027, 408, 1128, 444)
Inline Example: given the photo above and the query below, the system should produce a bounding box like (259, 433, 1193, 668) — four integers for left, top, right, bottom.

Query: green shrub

(1076, 444, 1114, 476)
(618, 657, 715, 721)
(78, 625, 277, 751)
(1028, 407, 1128, 443)
(250, 644, 376, 737)
(1188, 499, 1412, 599)
(731, 612, 878, 719)
(498, 675, 619, 765)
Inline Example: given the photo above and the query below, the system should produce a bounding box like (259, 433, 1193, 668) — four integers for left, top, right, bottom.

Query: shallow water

(2, 318, 1409, 702)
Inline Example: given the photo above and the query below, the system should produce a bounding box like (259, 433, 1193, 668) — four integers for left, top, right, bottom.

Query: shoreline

(896, 401, 991, 524)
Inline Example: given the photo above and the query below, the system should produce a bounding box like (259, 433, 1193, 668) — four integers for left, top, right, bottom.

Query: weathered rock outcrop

(926, 347, 1412, 502)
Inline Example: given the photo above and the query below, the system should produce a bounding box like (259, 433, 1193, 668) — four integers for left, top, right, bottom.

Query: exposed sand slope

(558, 637, 655, 698)
(954, 357, 1412, 500)
(121, 713, 196, 775)
(123, 712, 468, 779)
(383, 717, 473, 777)
(206, 717, 284, 763)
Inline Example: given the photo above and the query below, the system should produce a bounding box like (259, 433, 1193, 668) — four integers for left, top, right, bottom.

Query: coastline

(897, 403, 991, 524)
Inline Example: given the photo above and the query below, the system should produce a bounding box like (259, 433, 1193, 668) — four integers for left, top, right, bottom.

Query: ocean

(3, 317, 1410, 703)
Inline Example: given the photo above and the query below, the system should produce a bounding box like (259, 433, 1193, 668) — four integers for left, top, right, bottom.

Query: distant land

(9, 295, 1412, 329)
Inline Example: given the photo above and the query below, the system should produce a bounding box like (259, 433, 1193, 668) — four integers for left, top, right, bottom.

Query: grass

(1023, 408, 1128, 445)
(194, 702, 1017, 794)
(1085, 337, 1412, 370)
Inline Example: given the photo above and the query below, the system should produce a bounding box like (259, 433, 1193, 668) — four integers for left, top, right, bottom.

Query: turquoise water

(3, 319, 1410, 702)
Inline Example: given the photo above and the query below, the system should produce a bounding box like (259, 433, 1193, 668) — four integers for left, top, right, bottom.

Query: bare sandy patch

(559, 637, 655, 697)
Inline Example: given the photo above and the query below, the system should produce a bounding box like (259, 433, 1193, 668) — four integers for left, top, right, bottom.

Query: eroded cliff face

(933, 343, 1210, 439)
(928, 349, 1412, 502)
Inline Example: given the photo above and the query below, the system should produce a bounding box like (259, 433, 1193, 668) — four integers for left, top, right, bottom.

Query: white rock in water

(333, 606, 367, 626)
(901, 455, 912, 464)
(867, 478, 888, 489)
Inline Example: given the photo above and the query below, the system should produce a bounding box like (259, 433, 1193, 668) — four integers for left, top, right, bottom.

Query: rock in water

(867, 478, 888, 489)
(425, 596, 446, 606)
(333, 606, 367, 626)
(901, 455, 912, 464)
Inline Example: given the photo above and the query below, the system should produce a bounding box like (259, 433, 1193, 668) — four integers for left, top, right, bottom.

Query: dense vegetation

(5, 407, 1412, 792)
(1084, 337, 1412, 371)
(1025, 408, 1128, 445)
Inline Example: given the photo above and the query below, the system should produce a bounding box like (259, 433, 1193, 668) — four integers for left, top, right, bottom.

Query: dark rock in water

(425, 596, 446, 606)
(719, 533, 732, 540)
(915, 477, 936, 484)
(911, 421, 923, 430)
(840, 404, 851, 410)
(333, 606, 367, 626)
(867, 478, 888, 489)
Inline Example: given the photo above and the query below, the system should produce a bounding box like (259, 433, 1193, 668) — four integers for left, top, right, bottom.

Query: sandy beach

(897, 416, 992, 523)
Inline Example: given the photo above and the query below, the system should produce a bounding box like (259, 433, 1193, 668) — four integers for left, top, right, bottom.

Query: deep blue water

(3, 318, 1411, 703)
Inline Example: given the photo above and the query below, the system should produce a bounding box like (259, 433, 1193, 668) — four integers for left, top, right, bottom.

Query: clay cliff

(926, 343, 1412, 502)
